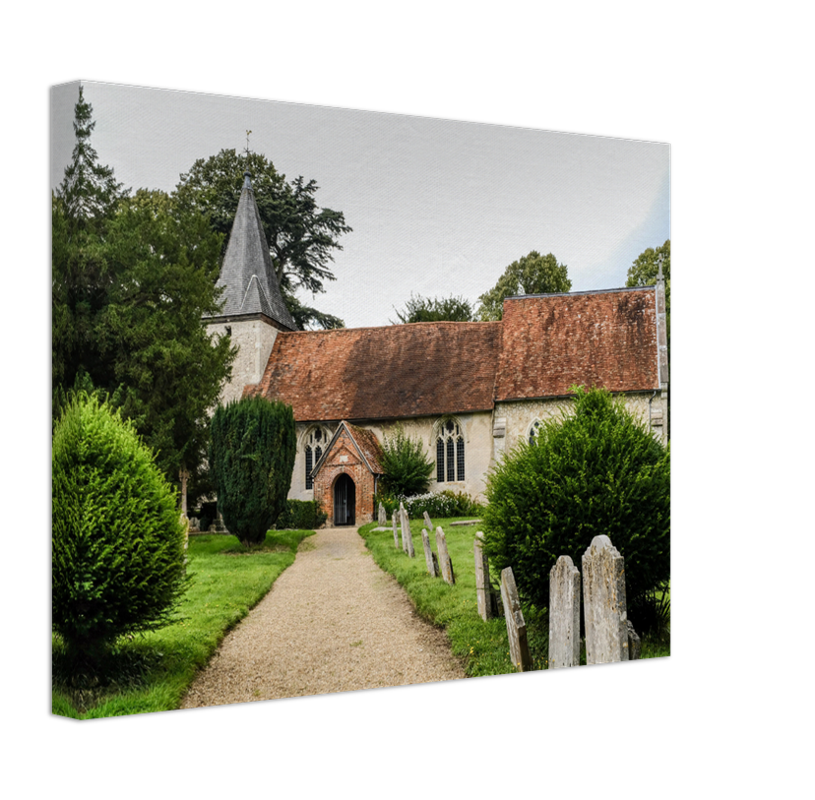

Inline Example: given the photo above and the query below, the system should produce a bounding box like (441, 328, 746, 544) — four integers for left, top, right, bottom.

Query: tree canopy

(391, 293, 475, 324)
(172, 149, 351, 330)
(477, 251, 571, 320)
(52, 88, 236, 501)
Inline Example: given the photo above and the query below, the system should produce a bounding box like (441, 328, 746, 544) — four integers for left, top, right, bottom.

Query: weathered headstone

(627, 620, 642, 661)
(500, 567, 532, 672)
(379, 502, 386, 526)
(549, 555, 581, 668)
(401, 508, 415, 557)
(392, 511, 399, 549)
(421, 528, 438, 577)
(435, 527, 455, 585)
(423, 510, 433, 532)
(582, 535, 629, 665)
(474, 532, 492, 621)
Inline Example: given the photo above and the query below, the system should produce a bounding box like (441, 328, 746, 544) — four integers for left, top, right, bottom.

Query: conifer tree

(209, 397, 297, 546)
(52, 87, 236, 501)
(55, 84, 126, 228)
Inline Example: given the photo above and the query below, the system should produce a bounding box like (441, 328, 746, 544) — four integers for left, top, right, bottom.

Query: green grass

(52, 528, 314, 719)
(359, 518, 669, 675)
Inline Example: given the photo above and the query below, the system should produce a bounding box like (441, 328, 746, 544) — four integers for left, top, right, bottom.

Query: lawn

(359, 517, 669, 675)
(52, 528, 314, 719)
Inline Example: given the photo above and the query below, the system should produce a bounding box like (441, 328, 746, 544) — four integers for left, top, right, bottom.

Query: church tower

(205, 171, 296, 404)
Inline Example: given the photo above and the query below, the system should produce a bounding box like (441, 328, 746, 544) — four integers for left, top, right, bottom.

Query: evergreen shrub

(275, 499, 328, 530)
(52, 394, 187, 661)
(379, 425, 434, 497)
(209, 396, 296, 546)
(482, 387, 670, 616)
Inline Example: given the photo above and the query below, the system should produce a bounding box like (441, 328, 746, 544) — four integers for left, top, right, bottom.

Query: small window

(529, 420, 542, 445)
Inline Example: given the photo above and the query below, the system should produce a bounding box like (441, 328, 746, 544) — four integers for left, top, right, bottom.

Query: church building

(205, 173, 669, 527)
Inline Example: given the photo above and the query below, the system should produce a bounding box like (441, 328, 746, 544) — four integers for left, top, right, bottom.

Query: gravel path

(180, 526, 465, 708)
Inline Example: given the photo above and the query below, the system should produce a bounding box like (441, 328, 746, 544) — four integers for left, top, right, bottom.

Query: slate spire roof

(208, 170, 296, 330)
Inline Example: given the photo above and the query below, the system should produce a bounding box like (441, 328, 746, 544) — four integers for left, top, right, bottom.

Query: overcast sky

(51, 80, 669, 329)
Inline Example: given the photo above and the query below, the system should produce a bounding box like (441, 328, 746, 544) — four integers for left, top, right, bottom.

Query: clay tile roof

(247, 321, 501, 422)
(494, 287, 659, 400)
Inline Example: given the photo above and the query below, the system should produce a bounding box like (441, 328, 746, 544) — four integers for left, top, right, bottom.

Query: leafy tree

(209, 397, 297, 547)
(379, 426, 434, 497)
(52, 88, 236, 502)
(481, 387, 670, 622)
(477, 251, 571, 320)
(52, 393, 188, 666)
(391, 293, 475, 324)
(173, 149, 351, 330)
(627, 239, 671, 442)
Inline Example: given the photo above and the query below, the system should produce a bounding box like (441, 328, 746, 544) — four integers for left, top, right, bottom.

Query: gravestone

(423, 510, 433, 531)
(401, 508, 415, 557)
(549, 555, 581, 668)
(474, 532, 493, 621)
(392, 512, 399, 549)
(421, 528, 438, 577)
(435, 527, 455, 585)
(500, 567, 532, 672)
(379, 503, 386, 526)
(582, 535, 629, 665)
(627, 620, 642, 661)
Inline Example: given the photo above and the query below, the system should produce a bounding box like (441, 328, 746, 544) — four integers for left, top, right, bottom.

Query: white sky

(51, 81, 669, 329)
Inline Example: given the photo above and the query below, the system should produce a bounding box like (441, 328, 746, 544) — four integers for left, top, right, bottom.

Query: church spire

(209, 172, 296, 330)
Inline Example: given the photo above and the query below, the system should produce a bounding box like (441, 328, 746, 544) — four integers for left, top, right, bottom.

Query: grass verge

(52, 528, 313, 719)
(359, 519, 669, 676)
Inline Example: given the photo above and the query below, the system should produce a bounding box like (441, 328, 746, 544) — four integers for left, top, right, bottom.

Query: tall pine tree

(52, 87, 236, 502)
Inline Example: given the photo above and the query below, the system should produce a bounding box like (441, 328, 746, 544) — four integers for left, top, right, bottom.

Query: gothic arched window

(304, 426, 331, 490)
(435, 418, 465, 483)
(529, 420, 543, 445)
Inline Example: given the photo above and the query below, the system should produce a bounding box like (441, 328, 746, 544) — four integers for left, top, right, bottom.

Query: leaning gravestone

(401, 508, 415, 557)
(549, 555, 581, 668)
(421, 528, 438, 577)
(474, 532, 492, 621)
(435, 527, 455, 585)
(379, 503, 386, 526)
(423, 510, 433, 531)
(500, 567, 533, 672)
(392, 511, 399, 549)
(627, 620, 642, 660)
(582, 535, 629, 665)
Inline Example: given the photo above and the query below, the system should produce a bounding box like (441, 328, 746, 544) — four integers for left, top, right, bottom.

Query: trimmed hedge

(52, 394, 187, 660)
(275, 499, 328, 530)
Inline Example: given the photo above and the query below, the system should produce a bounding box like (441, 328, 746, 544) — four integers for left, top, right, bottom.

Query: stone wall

(207, 317, 281, 405)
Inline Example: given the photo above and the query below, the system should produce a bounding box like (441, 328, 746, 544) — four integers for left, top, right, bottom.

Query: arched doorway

(333, 473, 356, 526)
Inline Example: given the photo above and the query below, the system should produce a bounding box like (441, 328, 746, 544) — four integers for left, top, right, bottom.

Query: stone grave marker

(392, 511, 400, 549)
(423, 510, 433, 531)
(474, 532, 492, 621)
(379, 503, 386, 526)
(582, 535, 629, 665)
(435, 527, 455, 585)
(401, 508, 415, 557)
(421, 528, 438, 577)
(548, 555, 581, 668)
(627, 620, 642, 661)
(500, 567, 532, 672)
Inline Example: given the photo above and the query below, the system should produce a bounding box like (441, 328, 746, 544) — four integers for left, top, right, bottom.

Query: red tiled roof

(343, 423, 384, 474)
(246, 322, 501, 422)
(245, 288, 660, 420)
(494, 288, 659, 400)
